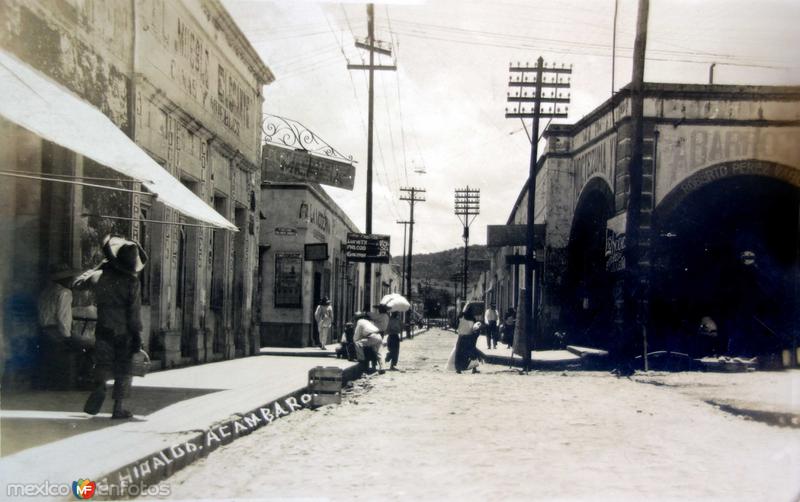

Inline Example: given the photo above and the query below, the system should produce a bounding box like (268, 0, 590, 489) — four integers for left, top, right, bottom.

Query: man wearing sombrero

(38, 262, 81, 389)
(76, 235, 147, 419)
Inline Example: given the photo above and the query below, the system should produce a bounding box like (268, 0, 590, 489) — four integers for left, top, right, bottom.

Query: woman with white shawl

(446, 304, 483, 374)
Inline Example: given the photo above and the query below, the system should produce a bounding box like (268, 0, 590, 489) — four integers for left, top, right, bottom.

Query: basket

(131, 349, 151, 377)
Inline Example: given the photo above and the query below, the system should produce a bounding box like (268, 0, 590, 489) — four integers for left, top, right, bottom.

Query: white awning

(0, 48, 237, 231)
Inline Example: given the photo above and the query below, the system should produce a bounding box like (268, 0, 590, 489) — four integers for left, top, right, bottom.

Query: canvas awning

(0, 48, 237, 231)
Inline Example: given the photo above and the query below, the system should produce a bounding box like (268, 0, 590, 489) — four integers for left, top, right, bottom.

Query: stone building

(0, 0, 273, 387)
(258, 182, 359, 347)
(487, 83, 800, 362)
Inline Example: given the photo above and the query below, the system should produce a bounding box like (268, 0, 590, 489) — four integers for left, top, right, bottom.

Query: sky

(224, 0, 800, 257)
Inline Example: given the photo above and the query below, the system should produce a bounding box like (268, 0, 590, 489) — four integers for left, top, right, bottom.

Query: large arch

(564, 176, 615, 349)
(650, 161, 800, 359)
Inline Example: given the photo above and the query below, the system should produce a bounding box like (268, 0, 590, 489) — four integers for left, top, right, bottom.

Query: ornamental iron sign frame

(262, 114, 356, 190)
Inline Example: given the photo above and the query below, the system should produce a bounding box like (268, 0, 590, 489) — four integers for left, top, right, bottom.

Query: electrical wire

(386, 5, 409, 185)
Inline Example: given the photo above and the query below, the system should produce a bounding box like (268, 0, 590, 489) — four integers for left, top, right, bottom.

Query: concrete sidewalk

(0, 353, 360, 499)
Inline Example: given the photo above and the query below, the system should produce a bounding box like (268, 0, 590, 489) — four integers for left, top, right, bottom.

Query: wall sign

(275, 252, 302, 308)
(605, 213, 627, 273)
(275, 227, 297, 236)
(304, 243, 329, 261)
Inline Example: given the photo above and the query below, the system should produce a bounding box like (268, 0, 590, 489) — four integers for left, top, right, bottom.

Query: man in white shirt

(313, 297, 333, 350)
(484, 303, 500, 349)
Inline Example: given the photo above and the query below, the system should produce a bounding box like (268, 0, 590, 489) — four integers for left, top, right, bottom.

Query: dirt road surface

(157, 329, 800, 501)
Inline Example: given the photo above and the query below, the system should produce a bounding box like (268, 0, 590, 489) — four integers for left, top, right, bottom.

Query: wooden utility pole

(397, 220, 410, 293)
(348, 4, 396, 310)
(400, 187, 425, 338)
(623, 0, 650, 372)
(454, 187, 480, 300)
(506, 58, 571, 370)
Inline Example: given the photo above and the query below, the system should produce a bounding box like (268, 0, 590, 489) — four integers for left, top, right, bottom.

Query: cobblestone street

(158, 329, 800, 501)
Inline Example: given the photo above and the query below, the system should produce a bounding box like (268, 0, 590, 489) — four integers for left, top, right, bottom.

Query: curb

(477, 349, 583, 371)
(95, 363, 362, 499)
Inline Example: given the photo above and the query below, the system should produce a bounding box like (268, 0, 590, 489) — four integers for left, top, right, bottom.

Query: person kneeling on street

(353, 312, 385, 374)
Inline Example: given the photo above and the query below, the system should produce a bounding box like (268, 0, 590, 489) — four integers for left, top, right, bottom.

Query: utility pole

(400, 187, 425, 338)
(348, 4, 396, 310)
(506, 57, 571, 370)
(396, 220, 410, 293)
(454, 187, 480, 300)
(623, 0, 650, 373)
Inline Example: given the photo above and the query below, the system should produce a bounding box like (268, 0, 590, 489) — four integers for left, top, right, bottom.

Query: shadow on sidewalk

(1, 386, 219, 457)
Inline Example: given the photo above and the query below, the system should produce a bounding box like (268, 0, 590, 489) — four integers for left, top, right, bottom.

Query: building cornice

(202, 0, 275, 86)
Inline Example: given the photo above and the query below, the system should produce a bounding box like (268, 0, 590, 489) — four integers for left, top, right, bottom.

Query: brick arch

(563, 176, 615, 348)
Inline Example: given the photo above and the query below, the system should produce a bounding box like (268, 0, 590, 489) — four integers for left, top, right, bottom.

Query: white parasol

(380, 293, 411, 312)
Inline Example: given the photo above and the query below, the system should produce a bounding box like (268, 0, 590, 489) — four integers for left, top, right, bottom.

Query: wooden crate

(308, 366, 343, 406)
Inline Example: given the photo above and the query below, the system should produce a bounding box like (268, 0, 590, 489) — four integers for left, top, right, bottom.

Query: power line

(386, 6, 409, 185)
(377, 26, 789, 69)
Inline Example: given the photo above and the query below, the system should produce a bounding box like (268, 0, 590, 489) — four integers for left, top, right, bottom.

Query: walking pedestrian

(385, 311, 403, 370)
(78, 235, 147, 419)
(484, 303, 500, 349)
(313, 297, 333, 350)
(502, 307, 516, 348)
(446, 304, 483, 374)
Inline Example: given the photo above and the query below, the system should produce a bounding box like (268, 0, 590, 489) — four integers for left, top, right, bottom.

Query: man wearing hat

(484, 303, 500, 350)
(38, 263, 81, 389)
(78, 235, 147, 419)
(313, 296, 333, 350)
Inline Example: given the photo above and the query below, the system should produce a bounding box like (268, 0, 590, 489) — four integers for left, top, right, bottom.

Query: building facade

(258, 182, 360, 347)
(0, 0, 272, 387)
(487, 83, 800, 362)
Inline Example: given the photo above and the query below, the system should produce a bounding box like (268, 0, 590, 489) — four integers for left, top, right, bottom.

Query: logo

(72, 479, 96, 499)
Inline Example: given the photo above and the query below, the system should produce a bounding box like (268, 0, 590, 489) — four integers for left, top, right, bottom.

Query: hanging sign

(262, 143, 356, 190)
(345, 233, 390, 263)
(487, 224, 545, 248)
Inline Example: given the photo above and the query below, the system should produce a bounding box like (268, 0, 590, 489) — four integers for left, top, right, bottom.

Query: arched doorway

(565, 178, 615, 349)
(651, 167, 799, 359)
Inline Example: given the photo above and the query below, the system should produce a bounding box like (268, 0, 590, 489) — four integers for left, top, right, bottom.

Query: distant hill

(392, 245, 491, 288)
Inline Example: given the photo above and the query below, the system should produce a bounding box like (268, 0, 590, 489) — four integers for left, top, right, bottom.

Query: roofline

(544, 82, 800, 138)
(262, 181, 361, 233)
(205, 0, 275, 85)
